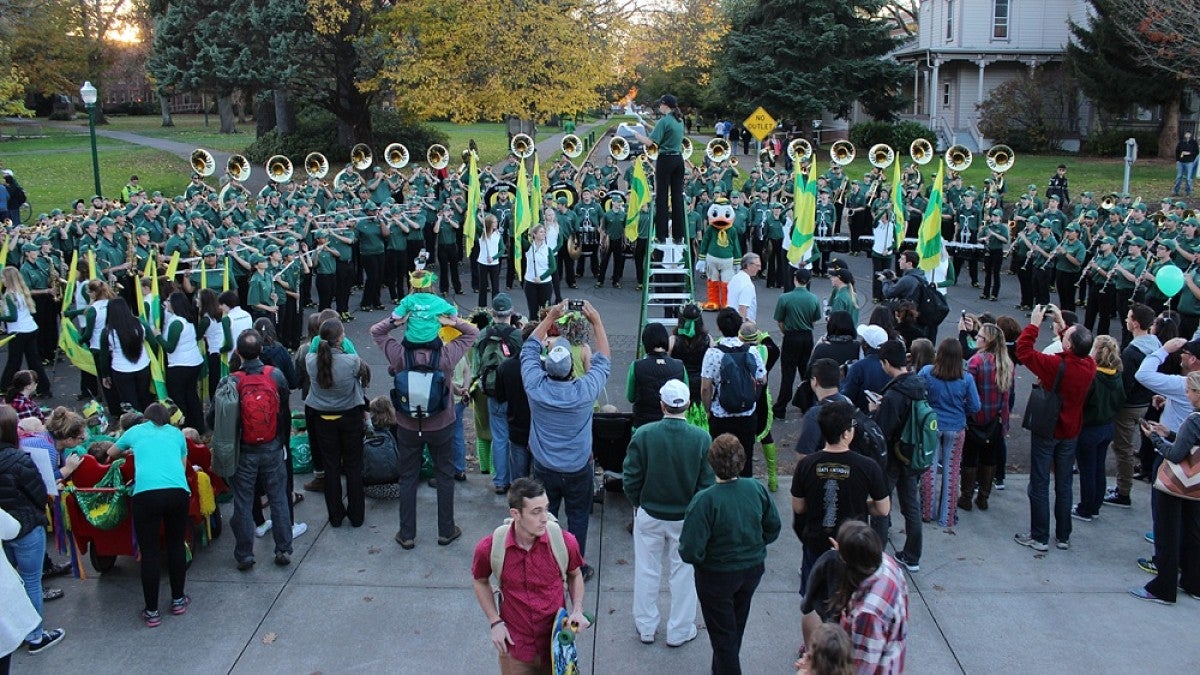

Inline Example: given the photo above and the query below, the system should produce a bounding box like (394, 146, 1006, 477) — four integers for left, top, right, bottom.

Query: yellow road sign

(743, 107, 777, 142)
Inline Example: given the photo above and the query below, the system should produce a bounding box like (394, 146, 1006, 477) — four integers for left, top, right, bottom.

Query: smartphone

(961, 310, 967, 319)
(569, 300, 584, 312)
(865, 390, 882, 405)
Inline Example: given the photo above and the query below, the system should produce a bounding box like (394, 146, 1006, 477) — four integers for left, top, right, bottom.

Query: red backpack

(234, 366, 279, 444)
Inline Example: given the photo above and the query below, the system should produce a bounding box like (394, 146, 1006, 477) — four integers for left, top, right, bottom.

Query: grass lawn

(0, 135, 189, 212)
(94, 114, 254, 153)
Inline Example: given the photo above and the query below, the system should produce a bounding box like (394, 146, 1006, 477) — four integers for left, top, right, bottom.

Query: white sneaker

(292, 522, 308, 539)
(255, 519, 273, 538)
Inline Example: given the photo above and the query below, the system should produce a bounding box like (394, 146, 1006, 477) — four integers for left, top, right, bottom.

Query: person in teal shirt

(112, 402, 191, 626)
(633, 94, 687, 241)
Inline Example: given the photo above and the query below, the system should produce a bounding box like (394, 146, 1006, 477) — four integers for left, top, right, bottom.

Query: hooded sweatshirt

(873, 371, 929, 456)
(1082, 366, 1127, 427)
(0, 442, 49, 538)
(1121, 333, 1161, 408)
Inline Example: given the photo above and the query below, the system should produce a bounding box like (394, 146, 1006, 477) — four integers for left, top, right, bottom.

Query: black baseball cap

(877, 340, 908, 368)
(657, 94, 678, 108)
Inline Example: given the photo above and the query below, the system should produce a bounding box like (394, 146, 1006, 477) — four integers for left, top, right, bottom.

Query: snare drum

(946, 242, 985, 261)
(578, 224, 600, 253)
(814, 236, 852, 253)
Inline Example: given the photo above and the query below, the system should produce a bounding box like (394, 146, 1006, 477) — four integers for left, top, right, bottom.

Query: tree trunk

(159, 92, 174, 127)
(332, 4, 372, 153)
(256, 93, 277, 138)
(1159, 95, 1180, 160)
(274, 89, 296, 135)
(217, 95, 237, 134)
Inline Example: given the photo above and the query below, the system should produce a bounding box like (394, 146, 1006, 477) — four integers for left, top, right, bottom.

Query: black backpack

(915, 281, 950, 326)
(716, 343, 758, 414)
(474, 325, 516, 397)
(7, 184, 25, 208)
(849, 406, 887, 469)
(362, 426, 400, 485)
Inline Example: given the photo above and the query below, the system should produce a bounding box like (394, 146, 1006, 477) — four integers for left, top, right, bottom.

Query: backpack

(7, 184, 25, 208)
(362, 426, 401, 485)
(489, 515, 569, 595)
(234, 366, 279, 444)
(391, 345, 449, 420)
(716, 343, 758, 414)
(896, 397, 939, 471)
(210, 375, 242, 478)
(915, 281, 950, 327)
(475, 325, 517, 396)
(849, 406, 887, 469)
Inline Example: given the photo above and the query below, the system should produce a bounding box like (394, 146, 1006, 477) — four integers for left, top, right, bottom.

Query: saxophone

(48, 257, 62, 303)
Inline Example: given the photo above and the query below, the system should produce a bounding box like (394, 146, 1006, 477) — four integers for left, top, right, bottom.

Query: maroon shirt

(1015, 324, 1096, 439)
(471, 526, 584, 664)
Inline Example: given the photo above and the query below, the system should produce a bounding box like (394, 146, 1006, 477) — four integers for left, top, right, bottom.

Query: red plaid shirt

(8, 393, 44, 421)
(841, 554, 908, 674)
(471, 526, 584, 664)
(967, 352, 1010, 430)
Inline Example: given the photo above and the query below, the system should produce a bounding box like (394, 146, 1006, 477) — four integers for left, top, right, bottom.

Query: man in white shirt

(701, 308, 767, 479)
(726, 253, 760, 321)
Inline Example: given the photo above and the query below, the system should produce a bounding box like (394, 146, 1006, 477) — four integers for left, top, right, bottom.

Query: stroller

(592, 411, 633, 495)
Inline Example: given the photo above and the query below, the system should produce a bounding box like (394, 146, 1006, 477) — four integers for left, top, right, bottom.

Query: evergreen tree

(716, 0, 911, 123)
(1067, 0, 1180, 157)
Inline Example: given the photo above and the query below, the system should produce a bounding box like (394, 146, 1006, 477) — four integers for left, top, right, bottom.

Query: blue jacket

(917, 365, 981, 433)
(841, 352, 889, 410)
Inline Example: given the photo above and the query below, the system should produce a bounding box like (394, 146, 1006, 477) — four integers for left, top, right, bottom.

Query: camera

(569, 300, 584, 312)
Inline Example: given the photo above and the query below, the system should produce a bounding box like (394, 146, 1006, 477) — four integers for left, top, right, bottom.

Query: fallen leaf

(615, 558, 627, 565)
(262, 632, 277, 644)
(367, 545, 381, 555)
(364, 596, 373, 602)
(607, 607, 616, 614)
(932, 585, 945, 591)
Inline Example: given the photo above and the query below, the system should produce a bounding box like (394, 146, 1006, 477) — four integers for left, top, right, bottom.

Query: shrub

(849, 121, 936, 152)
(102, 101, 157, 116)
(245, 107, 449, 165)
(1083, 128, 1160, 157)
(891, 122, 936, 153)
(978, 68, 1074, 153)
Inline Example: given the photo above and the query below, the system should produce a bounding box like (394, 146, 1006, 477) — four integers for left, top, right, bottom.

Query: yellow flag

(625, 159, 649, 242)
(61, 250, 79, 314)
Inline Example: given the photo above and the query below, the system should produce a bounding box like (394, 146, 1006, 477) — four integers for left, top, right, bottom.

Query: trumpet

(705, 138, 731, 164)
(427, 144, 450, 169)
(945, 144, 973, 173)
(351, 143, 373, 171)
(227, 154, 251, 182)
(305, 152, 329, 179)
(511, 133, 535, 159)
(986, 144, 1015, 174)
(385, 143, 409, 169)
(787, 138, 813, 164)
(868, 144, 895, 169)
(266, 155, 293, 184)
(610, 136, 630, 161)
(190, 149, 216, 177)
(561, 134, 583, 159)
(830, 140, 855, 166)
(910, 138, 934, 166)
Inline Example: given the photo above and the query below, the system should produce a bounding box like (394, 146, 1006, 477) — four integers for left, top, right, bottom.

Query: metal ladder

(635, 237, 695, 357)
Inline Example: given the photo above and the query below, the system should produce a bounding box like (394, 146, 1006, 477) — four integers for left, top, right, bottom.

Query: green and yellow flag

(625, 159, 649, 242)
(464, 152, 480, 259)
(531, 153, 543, 229)
(788, 159, 818, 265)
(223, 258, 231, 292)
(57, 251, 96, 375)
(918, 160, 946, 272)
(891, 159, 906, 248)
(513, 158, 532, 278)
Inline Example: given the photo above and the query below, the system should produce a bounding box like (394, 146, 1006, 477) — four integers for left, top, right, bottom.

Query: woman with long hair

(197, 288, 225, 404)
(112, 403, 191, 627)
(1134, 369, 1200, 604)
(893, 300, 924, 347)
(669, 303, 712, 407)
(74, 279, 116, 402)
(304, 318, 366, 527)
(522, 223, 555, 317)
(476, 213, 504, 308)
(101, 297, 153, 415)
(827, 520, 907, 673)
(1073, 335, 1125, 521)
(148, 292, 205, 432)
(5, 371, 44, 422)
(958, 323, 1014, 512)
(907, 338, 935, 372)
(0, 268, 49, 396)
(829, 269, 859, 325)
(0, 405, 66, 652)
(867, 305, 896, 340)
(918, 338, 980, 529)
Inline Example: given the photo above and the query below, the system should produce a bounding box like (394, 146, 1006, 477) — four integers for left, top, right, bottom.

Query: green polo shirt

(774, 287, 822, 332)
(649, 114, 684, 155)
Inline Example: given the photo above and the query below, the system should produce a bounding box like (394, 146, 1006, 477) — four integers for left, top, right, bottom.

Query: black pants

(206, 353, 222, 405)
(280, 296, 300, 350)
(871, 255, 892, 300)
(694, 563, 764, 675)
(334, 261, 354, 313)
(299, 271, 313, 308)
(1182, 312, 1200, 342)
(634, 238, 649, 287)
(573, 247, 599, 280)
(1084, 284, 1117, 337)
(34, 295, 58, 366)
(523, 280, 553, 318)
(597, 242, 626, 285)
(654, 153, 686, 241)
(360, 253, 384, 308)
(1032, 266, 1053, 305)
(110, 366, 153, 415)
(166, 364, 205, 433)
(1016, 257, 1033, 307)
(0, 331, 47, 392)
(1056, 270, 1081, 312)
(131, 487, 189, 611)
(308, 406, 365, 527)
(982, 249, 1003, 297)
(315, 273, 335, 311)
(235, 275, 250, 311)
(437, 244, 461, 294)
(776, 331, 813, 414)
(556, 245, 575, 288)
(385, 249, 406, 302)
(477, 264, 500, 308)
(1145, 481, 1200, 603)
(952, 255, 979, 285)
(764, 238, 784, 286)
(1115, 288, 1135, 346)
(709, 414, 757, 478)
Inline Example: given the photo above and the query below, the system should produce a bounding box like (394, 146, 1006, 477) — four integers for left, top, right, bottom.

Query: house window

(943, 83, 951, 107)
(993, 0, 1010, 40)
(946, 0, 955, 41)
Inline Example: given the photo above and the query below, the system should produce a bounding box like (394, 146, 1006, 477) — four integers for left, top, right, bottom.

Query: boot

(762, 442, 778, 492)
(975, 465, 995, 511)
(477, 439, 493, 475)
(957, 466, 977, 512)
(718, 281, 729, 308)
(703, 279, 719, 310)
(303, 473, 325, 492)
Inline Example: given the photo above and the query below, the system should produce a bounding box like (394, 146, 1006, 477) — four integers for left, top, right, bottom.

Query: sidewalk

(13, 472, 1187, 674)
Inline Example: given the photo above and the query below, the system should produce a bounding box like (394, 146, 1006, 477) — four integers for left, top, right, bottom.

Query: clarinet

(1038, 246, 1057, 271)
(1097, 264, 1115, 294)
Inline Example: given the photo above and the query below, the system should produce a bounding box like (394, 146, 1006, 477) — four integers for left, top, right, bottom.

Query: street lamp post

(80, 81, 101, 198)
